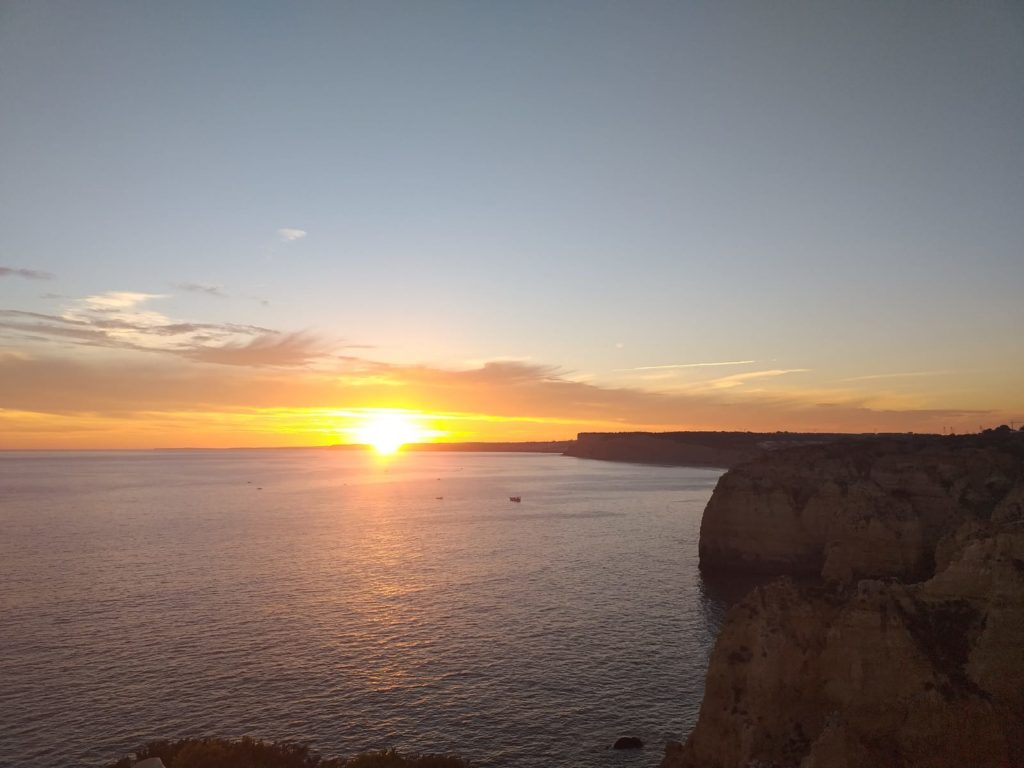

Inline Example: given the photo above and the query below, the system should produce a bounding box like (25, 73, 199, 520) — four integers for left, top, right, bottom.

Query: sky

(1, 1, 1022, 448)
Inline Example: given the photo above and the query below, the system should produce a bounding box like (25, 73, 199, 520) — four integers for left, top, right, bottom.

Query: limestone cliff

(666, 431, 1024, 768)
(699, 434, 1024, 582)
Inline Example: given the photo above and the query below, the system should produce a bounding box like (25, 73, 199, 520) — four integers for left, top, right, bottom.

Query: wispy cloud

(75, 291, 164, 312)
(615, 359, 756, 372)
(61, 292, 171, 341)
(0, 291, 331, 368)
(277, 227, 307, 242)
(841, 370, 951, 382)
(186, 331, 329, 367)
(176, 282, 226, 298)
(0, 307, 267, 354)
(0, 266, 54, 280)
(709, 368, 810, 389)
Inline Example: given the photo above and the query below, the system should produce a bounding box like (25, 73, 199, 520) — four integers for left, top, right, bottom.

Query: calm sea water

(0, 450, 735, 768)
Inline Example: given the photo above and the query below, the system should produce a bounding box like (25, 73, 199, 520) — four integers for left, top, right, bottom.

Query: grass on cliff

(105, 737, 471, 768)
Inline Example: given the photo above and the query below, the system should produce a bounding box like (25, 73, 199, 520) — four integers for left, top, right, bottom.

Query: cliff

(666, 430, 1024, 768)
(699, 434, 1024, 582)
(565, 431, 863, 469)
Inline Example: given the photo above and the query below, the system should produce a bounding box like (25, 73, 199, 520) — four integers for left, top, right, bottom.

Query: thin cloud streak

(709, 368, 810, 389)
(0, 266, 54, 280)
(176, 282, 226, 297)
(186, 331, 330, 367)
(615, 360, 756, 372)
(842, 370, 951, 382)
(277, 228, 307, 242)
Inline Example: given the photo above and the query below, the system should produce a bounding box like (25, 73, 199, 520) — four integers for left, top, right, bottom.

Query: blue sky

(1, 1, 1022, 446)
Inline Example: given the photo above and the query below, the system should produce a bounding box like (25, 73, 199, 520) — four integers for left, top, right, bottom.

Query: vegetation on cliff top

(105, 738, 470, 768)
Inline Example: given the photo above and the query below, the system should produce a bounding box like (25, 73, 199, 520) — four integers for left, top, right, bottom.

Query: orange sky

(1, 340, 1020, 449)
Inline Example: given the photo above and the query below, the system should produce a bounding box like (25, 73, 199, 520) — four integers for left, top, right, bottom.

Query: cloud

(0, 308, 219, 352)
(0, 291, 327, 368)
(0, 309, 118, 345)
(277, 228, 307, 242)
(841, 370, 951, 382)
(708, 368, 810, 389)
(0, 354, 999, 449)
(60, 292, 175, 345)
(176, 282, 226, 297)
(0, 295, 1007, 447)
(74, 291, 165, 312)
(0, 266, 54, 280)
(615, 359, 757, 372)
(185, 331, 329, 367)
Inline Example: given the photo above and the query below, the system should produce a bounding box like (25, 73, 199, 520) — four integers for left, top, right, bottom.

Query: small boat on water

(509, 496, 521, 502)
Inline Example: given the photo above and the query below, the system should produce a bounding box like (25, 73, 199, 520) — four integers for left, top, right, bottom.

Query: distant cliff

(565, 431, 864, 469)
(665, 430, 1024, 768)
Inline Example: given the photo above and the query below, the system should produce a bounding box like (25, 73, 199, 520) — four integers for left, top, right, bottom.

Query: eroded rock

(667, 432, 1024, 768)
(699, 435, 1024, 583)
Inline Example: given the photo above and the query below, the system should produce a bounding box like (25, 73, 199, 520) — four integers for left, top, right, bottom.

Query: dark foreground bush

(105, 737, 470, 768)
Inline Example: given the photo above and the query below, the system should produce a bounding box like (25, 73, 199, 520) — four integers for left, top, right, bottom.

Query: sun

(354, 412, 427, 455)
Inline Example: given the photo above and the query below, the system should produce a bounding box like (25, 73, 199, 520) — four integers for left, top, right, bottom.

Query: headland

(665, 427, 1024, 768)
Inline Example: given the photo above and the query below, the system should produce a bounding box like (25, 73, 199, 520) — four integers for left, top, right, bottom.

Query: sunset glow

(352, 411, 438, 454)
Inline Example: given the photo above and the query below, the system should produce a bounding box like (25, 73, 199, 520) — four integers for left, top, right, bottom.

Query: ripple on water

(0, 451, 730, 767)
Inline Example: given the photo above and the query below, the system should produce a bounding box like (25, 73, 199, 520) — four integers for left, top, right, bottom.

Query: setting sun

(353, 411, 431, 454)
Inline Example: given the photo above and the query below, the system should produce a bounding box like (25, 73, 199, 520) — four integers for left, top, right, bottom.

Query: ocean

(0, 450, 734, 767)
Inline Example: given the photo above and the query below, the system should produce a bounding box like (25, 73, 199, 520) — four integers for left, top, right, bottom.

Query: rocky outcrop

(667, 431, 1024, 768)
(699, 434, 1024, 582)
(666, 519, 1024, 768)
(612, 737, 644, 750)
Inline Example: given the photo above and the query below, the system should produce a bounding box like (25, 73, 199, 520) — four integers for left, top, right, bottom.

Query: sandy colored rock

(667, 431, 1024, 768)
(699, 435, 1024, 583)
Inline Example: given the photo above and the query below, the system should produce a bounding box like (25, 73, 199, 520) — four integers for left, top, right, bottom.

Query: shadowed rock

(612, 736, 644, 750)
(699, 433, 1024, 583)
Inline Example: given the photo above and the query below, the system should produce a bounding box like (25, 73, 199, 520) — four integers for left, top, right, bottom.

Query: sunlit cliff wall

(666, 431, 1024, 768)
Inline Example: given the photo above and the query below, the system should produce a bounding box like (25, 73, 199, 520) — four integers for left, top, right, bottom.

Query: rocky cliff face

(699, 435, 1023, 582)
(667, 432, 1024, 768)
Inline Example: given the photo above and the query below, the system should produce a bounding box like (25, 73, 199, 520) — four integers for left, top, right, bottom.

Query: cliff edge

(667, 430, 1024, 768)
(699, 433, 1024, 582)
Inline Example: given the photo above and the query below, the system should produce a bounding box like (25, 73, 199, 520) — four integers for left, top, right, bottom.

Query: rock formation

(699, 434, 1023, 582)
(612, 736, 644, 750)
(667, 431, 1024, 768)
